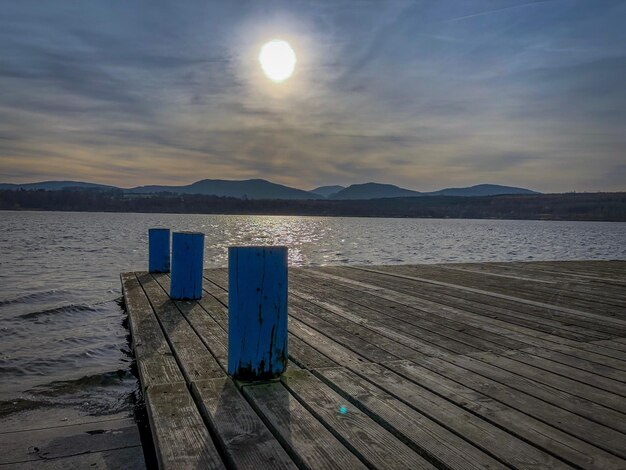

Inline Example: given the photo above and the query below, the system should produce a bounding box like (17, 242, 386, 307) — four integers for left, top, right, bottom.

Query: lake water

(1, 210, 626, 418)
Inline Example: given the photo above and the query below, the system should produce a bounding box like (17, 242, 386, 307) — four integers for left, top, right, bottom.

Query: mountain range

(309, 185, 346, 198)
(0, 179, 539, 199)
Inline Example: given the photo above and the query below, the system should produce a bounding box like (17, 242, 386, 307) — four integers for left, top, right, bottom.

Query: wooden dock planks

(122, 260, 626, 469)
(0, 411, 145, 469)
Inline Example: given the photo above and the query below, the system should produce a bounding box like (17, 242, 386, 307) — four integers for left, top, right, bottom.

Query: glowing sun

(259, 39, 296, 83)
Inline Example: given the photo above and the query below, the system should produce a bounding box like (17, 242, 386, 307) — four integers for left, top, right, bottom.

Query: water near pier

(1, 210, 625, 417)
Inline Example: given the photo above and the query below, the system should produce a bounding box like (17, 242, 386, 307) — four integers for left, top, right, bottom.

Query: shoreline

(2, 190, 626, 222)
(2, 207, 626, 223)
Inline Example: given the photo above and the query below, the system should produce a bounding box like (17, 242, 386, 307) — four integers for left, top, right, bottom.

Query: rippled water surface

(1, 210, 625, 416)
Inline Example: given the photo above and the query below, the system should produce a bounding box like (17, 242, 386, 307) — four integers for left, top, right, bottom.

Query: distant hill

(0, 179, 539, 200)
(310, 185, 345, 198)
(426, 184, 539, 197)
(331, 182, 421, 200)
(128, 179, 317, 200)
(328, 182, 538, 200)
(0, 180, 114, 191)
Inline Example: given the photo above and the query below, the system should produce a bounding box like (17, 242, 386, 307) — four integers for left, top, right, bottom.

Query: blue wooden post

(148, 228, 170, 273)
(228, 246, 288, 381)
(170, 232, 204, 300)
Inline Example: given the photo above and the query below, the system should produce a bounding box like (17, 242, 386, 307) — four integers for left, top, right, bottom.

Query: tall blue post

(228, 246, 288, 381)
(170, 232, 204, 300)
(148, 228, 170, 273)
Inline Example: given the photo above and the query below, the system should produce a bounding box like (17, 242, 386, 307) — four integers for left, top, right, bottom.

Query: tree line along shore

(1, 189, 625, 222)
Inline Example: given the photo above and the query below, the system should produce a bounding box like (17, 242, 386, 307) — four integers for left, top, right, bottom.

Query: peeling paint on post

(148, 228, 170, 273)
(170, 232, 204, 300)
(228, 246, 288, 381)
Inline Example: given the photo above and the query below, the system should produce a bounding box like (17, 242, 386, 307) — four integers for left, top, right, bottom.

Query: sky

(0, 0, 625, 192)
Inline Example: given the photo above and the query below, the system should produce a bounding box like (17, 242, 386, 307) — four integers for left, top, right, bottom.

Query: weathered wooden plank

(416, 355, 626, 458)
(389, 360, 626, 470)
(288, 333, 338, 369)
(495, 349, 626, 397)
(459, 259, 625, 280)
(123, 262, 626, 470)
(293, 269, 532, 352)
(558, 340, 626, 362)
(501, 263, 626, 288)
(290, 271, 493, 355)
(290, 291, 425, 361)
(445, 263, 562, 284)
(287, 315, 374, 370)
(152, 274, 229, 371)
(357, 268, 626, 334)
(203, 269, 230, 292)
(593, 339, 626, 353)
(121, 272, 184, 388)
(175, 298, 229, 371)
(315, 367, 507, 470)
(289, 284, 455, 359)
(146, 382, 225, 469)
(197, 287, 230, 329)
(345, 362, 575, 469)
(543, 342, 626, 372)
(138, 272, 225, 382)
(0, 446, 145, 469)
(468, 351, 626, 413)
(203, 278, 230, 305)
(447, 353, 626, 433)
(281, 369, 436, 469)
(447, 263, 626, 301)
(304, 267, 626, 373)
(316, 266, 613, 341)
(307, 267, 613, 351)
(192, 377, 297, 470)
(459, 261, 626, 281)
(212, 260, 626, 359)
(122, 271, 167, 355)
(523, 346, 626, 383)
(383, 263, 626, 313)
(0, 409, 132, 434)
(435, 263, 626, 308)
(0, 416, 141, 465)
(518, 261, 626, 279)
(289, 302, 400, 363)
(355, 265, 626, 326)
(242, 381, 368, 470)
(337, 265, 625, 335)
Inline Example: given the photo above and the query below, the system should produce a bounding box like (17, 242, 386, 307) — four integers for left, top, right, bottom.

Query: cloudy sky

(1, 0, 625, 192)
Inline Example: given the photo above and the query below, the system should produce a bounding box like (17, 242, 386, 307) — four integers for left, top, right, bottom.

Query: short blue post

(170, 232, 204, 300)
(148, 228, 170, 273)
(228, 246, 288, 381)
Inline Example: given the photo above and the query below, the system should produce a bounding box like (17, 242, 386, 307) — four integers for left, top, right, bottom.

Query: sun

(259, 39, 296, 83)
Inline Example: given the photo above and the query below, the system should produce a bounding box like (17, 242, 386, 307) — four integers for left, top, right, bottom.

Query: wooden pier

(121, 260, 626, 469)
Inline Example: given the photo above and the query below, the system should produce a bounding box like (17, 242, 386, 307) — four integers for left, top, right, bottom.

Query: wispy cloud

(0, 0, 625, 191)
(443, 1, 551, 23)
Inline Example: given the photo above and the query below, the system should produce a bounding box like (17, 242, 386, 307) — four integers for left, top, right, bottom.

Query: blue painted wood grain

(228, 246, 288, 380)
(148, 228, 170, 273)
(170, 232, 204, 300)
